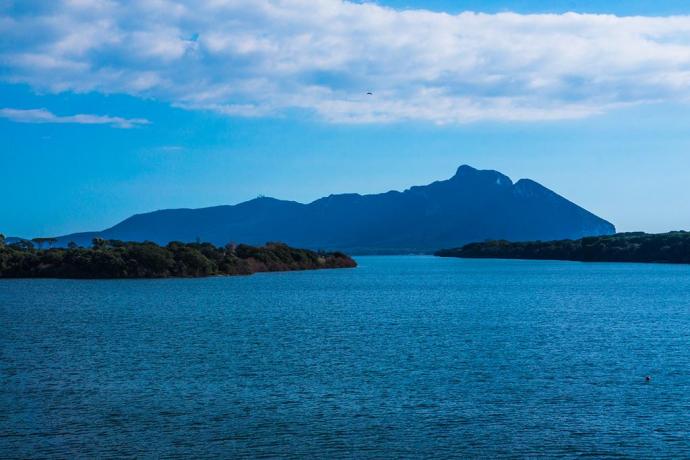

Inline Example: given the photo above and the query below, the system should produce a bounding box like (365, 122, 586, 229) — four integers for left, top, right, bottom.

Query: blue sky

(2, 0, 690, 237)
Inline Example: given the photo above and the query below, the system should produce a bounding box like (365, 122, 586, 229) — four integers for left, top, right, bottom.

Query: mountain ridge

(47, 165, 615, 254)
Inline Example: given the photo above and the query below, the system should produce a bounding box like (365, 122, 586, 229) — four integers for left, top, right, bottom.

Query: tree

(31, 237, 58, 250)
(32, 238, 47, 250)
(67, 241, 78, 249)
(0, 234, 5, 248)
(9, 240, 33, 251)
(92, 238, 106, 250)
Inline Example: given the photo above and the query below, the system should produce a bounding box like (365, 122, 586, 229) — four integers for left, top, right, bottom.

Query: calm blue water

(1, 256, 690, 458)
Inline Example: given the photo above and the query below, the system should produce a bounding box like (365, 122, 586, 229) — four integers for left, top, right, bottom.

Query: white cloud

(0, 108, 150, 128)
(3, 1, 690, 123)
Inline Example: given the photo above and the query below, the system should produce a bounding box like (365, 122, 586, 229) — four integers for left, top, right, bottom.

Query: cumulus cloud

(2, 1, 690, 123)
(0, 108, 150, 128)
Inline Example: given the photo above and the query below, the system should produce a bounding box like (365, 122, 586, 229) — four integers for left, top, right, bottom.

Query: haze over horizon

(3, 0, 690, 238)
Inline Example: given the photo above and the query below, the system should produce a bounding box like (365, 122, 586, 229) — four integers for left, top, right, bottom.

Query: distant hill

(50, 165, 615, 253)
(435, 232, 690, 264)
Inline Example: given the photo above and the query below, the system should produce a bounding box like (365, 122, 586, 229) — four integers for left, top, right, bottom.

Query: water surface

(1, 256, 689, 457)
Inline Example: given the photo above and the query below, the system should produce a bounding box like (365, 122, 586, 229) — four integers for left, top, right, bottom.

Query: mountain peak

(454, 164, 478, 176)
(452, 164, 513, 187)
(52, 165, 615, 252)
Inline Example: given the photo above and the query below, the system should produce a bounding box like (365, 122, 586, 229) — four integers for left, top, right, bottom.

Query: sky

(2, 0, 690, 238)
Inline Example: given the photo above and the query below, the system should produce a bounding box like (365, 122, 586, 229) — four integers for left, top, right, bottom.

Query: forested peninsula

(435, 232, 690, 264)
(0, 236, 356, 278)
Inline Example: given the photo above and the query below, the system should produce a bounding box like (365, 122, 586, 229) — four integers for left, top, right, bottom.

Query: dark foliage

(0, 239, 356, 279)
(435, 232, 690, 264)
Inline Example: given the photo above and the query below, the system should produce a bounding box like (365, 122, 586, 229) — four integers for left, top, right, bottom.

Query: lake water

(1, 256, 690, 458)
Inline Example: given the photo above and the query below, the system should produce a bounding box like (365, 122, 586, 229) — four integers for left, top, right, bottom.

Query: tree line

(435, 232, 690, 264)
(0, 235, 356, 278)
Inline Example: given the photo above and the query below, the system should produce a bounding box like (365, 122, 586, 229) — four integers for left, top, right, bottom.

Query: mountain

(52, 165, 615, 253)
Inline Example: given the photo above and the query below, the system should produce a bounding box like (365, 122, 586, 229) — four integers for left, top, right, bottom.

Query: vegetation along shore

(0, 235, 356, 278)
(435, 232, 690, 264)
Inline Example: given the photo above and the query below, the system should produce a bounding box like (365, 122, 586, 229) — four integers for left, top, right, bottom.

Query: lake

(1, 256, 689, 457)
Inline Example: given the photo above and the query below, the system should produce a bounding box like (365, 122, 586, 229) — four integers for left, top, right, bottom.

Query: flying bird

(366, 92, 373, 95)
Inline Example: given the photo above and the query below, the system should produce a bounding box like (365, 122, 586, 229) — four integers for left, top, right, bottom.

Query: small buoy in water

(645, 375, 651, 382)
